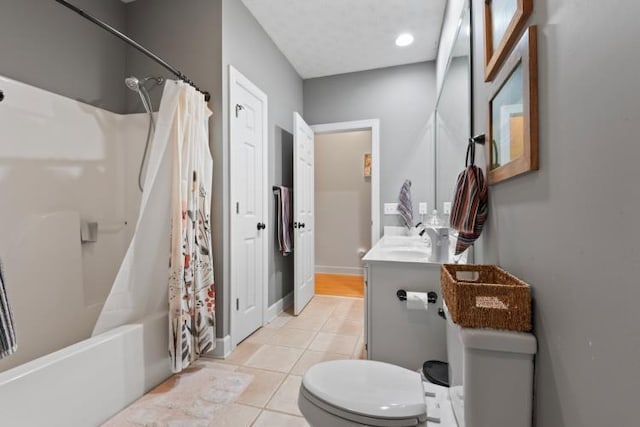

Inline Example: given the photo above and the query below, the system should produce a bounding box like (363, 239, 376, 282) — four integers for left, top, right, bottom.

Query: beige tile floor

(103, 295, 365, 426)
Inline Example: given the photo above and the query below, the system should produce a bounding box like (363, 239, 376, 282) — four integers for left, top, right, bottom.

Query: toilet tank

(445, 304, 537, 427)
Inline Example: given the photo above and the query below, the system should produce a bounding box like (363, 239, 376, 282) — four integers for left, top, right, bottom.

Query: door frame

(228, 65, 269, 348)
(310, 119, 381, 245)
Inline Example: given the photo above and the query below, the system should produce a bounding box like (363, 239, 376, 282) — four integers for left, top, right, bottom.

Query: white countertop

(363, 235, 468, 265)
(363, 235, 439, 264)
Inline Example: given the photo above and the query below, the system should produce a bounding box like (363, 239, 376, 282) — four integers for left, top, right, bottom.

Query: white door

(293, 112, 315, 315)
(230, 66, 268, 344)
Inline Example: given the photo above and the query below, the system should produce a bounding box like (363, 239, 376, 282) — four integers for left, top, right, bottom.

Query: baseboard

(315, 265, 364, 276)
(265, 291, 293, 324)
(205, 334, 232, 359)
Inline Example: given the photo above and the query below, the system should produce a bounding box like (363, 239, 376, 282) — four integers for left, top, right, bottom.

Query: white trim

(205, 335, 233, 359)
(228, 65, 269, 348)
(311, 119, 381, 245)
(265, 291, 294, 324)
(315, 265, 365, 276)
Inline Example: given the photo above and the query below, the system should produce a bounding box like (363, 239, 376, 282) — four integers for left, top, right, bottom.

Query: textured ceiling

(241, 0, 447, 79)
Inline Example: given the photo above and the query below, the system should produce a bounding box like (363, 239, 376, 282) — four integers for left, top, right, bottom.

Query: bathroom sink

(376, 236, 431, 260)
(382, 247, 430, 259)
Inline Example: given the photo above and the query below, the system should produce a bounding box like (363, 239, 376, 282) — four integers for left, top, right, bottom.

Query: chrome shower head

(125, 76, 140, 91)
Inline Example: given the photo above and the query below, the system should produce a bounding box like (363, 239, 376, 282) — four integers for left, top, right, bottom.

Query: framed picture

(364, 153, 372, 177)
(484, 0, 533, 81)
(487, 26, 538, 185)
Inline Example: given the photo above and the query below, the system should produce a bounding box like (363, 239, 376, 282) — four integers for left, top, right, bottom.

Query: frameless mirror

(435, 4, 472, 213)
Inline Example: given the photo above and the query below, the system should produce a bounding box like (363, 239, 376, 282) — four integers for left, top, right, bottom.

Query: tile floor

(103, 295, 365, 426)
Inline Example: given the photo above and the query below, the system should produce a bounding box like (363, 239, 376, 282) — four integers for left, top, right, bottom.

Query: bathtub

(0, 312, 172, 426)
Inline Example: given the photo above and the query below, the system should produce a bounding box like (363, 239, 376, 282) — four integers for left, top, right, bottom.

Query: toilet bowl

(299, 304, 537, 427)
(298, 359, 456, 427)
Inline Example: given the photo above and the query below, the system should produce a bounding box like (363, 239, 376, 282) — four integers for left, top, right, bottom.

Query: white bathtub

(0, 312, 172, 427)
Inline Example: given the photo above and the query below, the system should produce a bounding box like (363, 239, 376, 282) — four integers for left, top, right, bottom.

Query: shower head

(125, 76, 140, 91)
(125, 76, 164, 92)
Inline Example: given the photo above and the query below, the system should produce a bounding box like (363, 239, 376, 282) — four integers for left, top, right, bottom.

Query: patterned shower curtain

(168, 84, 216, 373)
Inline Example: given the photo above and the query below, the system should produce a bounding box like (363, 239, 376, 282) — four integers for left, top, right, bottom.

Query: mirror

(435, 3, 472, 215)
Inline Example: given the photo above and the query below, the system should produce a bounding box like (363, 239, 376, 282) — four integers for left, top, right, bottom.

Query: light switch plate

(443, 202, 452, 215)
(419, 203, 428, 215)
(384, 203, 399, 214)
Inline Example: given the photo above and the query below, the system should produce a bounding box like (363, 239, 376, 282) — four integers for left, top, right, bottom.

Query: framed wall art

(487, 26, 538, 184)
(484, 0, 533, 81)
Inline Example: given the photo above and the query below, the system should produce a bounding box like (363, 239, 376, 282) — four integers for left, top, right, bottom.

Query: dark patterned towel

(0, 260, 17, 359)
(450, 164, 488, 255)
(274, 186, 293, 255)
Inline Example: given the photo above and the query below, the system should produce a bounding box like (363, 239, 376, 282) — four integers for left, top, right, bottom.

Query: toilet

(298, 304, 537, 427)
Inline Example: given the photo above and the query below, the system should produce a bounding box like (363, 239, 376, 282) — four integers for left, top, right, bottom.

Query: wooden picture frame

(487, 26, 538, 185)
(484, 0, 533, 82)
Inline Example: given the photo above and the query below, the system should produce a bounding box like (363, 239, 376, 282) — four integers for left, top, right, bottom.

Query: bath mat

(102, 362, 253, 427)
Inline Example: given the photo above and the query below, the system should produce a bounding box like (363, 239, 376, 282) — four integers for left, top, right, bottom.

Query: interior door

(230, 66, 267, 343)
(293, 112, 315, 315)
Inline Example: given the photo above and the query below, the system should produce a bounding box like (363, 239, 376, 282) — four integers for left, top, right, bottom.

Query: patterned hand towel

(398, 179, 413, 228)
(0, 260, 17, 359)
(274, 186, 293, 255)
(450, 164, 488, 255)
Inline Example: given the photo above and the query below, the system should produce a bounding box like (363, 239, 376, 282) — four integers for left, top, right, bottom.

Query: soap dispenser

(442, 202, 452, 227)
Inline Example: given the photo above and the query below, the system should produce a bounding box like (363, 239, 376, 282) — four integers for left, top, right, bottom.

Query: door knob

(299, 222, 306, 228)
(257, 222, 266, 230)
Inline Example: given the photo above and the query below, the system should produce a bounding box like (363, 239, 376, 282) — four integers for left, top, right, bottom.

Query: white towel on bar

(398, 179, 413, 228)
(0, 260, 17, 359)
(274, 186, 293, 255)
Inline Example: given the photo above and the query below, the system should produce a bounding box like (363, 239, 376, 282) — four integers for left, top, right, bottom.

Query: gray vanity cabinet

(364, 261, 446, 370)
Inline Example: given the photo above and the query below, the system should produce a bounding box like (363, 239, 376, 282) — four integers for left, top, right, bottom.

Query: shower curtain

(92, 81, 215, 373)
(167, 84, 215, 372)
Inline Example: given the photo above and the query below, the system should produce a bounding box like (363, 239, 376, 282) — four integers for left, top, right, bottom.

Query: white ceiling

(241, 0, 447, 79)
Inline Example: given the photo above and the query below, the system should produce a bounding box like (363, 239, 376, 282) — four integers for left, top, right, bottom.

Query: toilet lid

(302, 360, 426, 421)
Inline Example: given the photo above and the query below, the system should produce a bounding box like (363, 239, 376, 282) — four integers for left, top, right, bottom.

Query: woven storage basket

(441, 264, 531, 332)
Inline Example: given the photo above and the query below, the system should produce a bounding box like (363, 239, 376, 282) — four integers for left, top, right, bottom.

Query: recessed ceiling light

(395, 33, 414, 47)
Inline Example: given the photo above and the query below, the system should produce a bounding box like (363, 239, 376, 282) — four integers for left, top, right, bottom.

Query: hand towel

(274, 186, 293, 255)
(0, 260, 17, 359)
(450, 163, 488, 255)
(398, 179, 413, 228)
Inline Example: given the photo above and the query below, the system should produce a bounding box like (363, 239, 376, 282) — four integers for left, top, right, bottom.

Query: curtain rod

(53, 0, 211, 102)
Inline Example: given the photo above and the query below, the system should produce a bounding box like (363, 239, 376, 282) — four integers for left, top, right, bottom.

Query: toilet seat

(301, 360, 428, 426)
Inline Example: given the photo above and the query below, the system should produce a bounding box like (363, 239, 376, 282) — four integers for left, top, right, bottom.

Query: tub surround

(0, 312, 171, 426)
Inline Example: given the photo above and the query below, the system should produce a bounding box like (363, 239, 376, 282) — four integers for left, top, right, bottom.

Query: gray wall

(315, 131, 372, 274)
(304, 62, 437, 233)
(125, 0, 224, 337)
(470, 0, 640, 425)
(221, 0, 304, 332)
(0, 0, 128, 112)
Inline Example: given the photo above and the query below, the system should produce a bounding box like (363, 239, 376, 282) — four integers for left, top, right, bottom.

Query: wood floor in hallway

(315, 273, 364, 297)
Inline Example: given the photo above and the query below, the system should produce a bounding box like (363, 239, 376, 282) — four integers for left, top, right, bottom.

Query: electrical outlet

(384, 203, 399, 214)
(443, 202, 452, 215)
(419, 203, 428, 215)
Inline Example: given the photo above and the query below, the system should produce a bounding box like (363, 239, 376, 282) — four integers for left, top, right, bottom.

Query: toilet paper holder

(396, 289, 437, 304)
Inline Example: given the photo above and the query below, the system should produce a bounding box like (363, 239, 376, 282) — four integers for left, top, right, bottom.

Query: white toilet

(298, 304, 537, 427)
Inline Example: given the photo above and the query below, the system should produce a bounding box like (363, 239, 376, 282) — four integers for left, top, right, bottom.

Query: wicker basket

(441, 264, 532, 332)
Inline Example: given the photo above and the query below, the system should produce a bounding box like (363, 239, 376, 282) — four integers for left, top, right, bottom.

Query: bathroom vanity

(363, 236, 450, 370)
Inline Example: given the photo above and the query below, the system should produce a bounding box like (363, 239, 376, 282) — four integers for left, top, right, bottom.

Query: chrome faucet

(423, 226, 450, 263)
